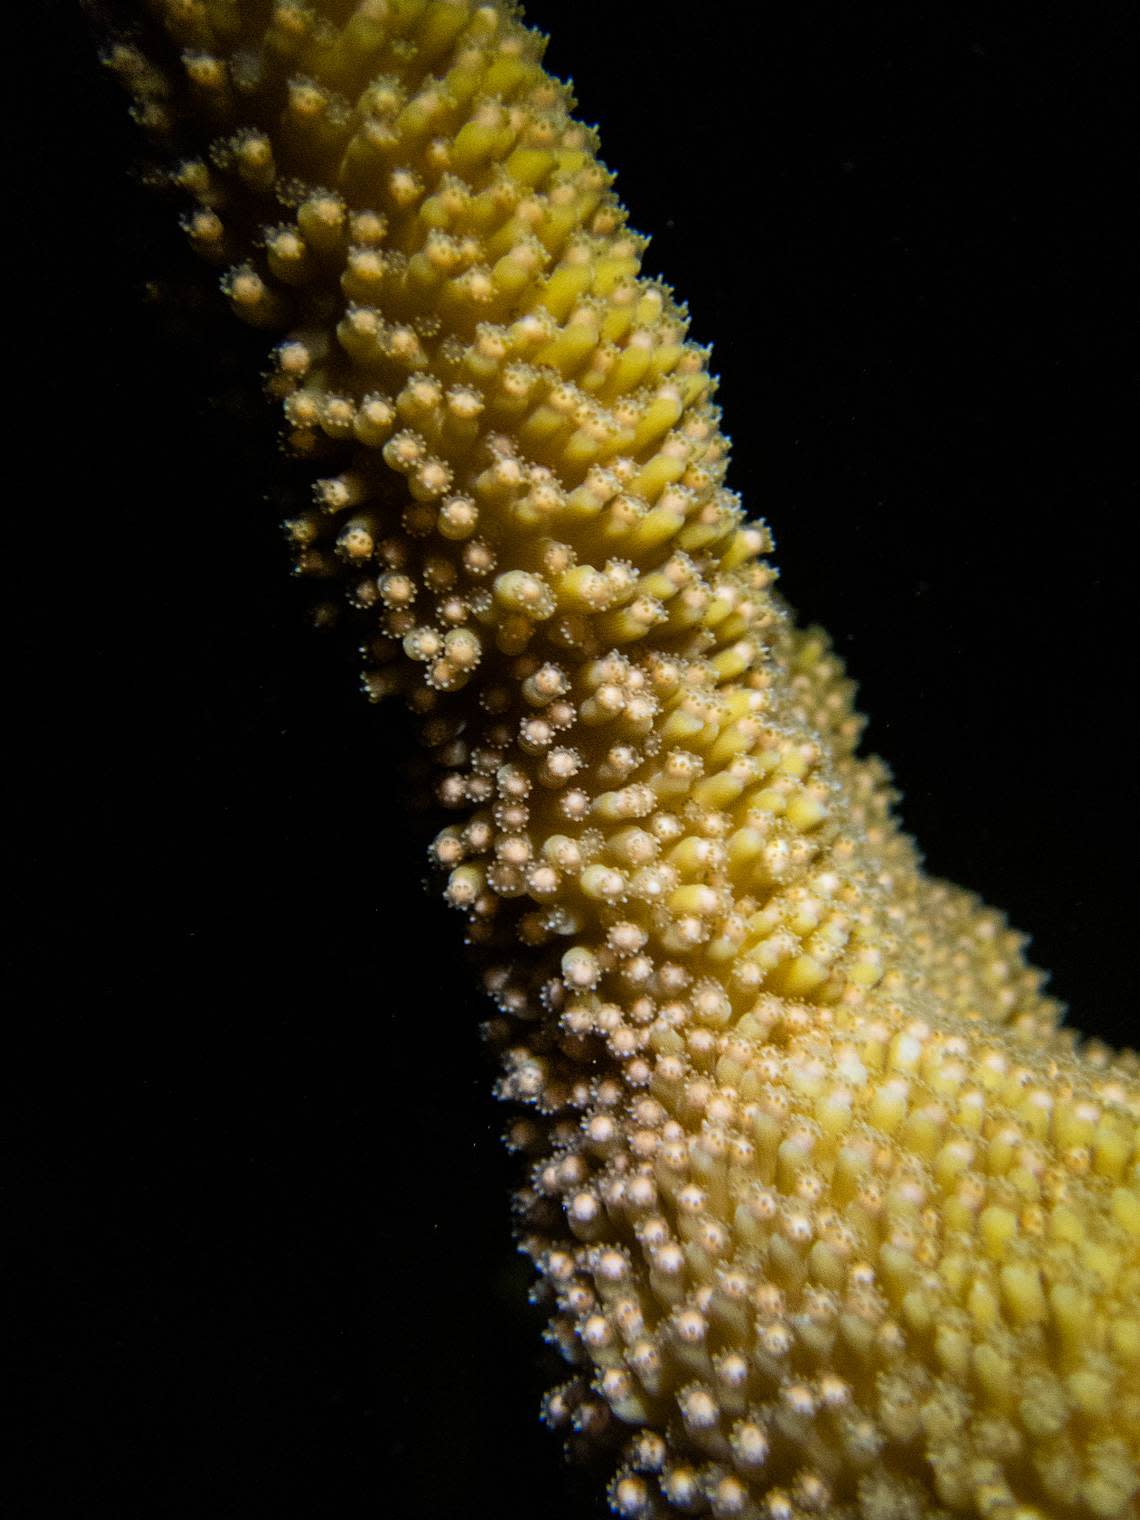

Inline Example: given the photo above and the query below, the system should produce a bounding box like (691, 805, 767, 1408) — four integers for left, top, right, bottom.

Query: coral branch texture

(102, 2, 1139, 1515)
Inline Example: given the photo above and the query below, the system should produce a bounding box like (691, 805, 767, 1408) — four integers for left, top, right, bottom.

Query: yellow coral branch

(98, 3, 1139, 1516)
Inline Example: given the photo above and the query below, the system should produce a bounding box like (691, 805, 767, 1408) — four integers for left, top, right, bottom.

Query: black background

(15, 2, 1135, 1516)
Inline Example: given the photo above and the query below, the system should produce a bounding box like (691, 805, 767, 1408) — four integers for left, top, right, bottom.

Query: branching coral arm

(100, 2, 1139, 1516)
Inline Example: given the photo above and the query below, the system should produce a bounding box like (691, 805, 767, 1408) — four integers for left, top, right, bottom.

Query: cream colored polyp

(104, 4, 1140, 1515)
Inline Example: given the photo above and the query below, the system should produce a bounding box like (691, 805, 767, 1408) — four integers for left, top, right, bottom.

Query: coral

(100, 2, 1139, 1516)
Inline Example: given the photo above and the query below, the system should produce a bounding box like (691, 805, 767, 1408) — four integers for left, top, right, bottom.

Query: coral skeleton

(102, 2, 1138, 1515)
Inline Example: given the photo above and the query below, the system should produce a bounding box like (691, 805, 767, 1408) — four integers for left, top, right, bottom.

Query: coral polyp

(102, 2, 1139, 1515)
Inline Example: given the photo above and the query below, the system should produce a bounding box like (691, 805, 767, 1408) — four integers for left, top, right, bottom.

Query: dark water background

(13, 1, 1134, 1515)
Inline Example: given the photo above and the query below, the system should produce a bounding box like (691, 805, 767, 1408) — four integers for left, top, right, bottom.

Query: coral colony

(103, 3, 1138, 1515)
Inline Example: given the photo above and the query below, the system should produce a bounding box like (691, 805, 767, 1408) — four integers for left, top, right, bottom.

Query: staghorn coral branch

(91, 2, 1140, 1516)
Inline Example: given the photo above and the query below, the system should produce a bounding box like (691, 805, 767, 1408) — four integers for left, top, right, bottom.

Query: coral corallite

(102, 2, 1139, 1516)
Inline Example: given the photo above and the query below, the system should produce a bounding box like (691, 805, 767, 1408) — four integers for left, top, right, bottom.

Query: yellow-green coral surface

(106, 2, 1139, 1515)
